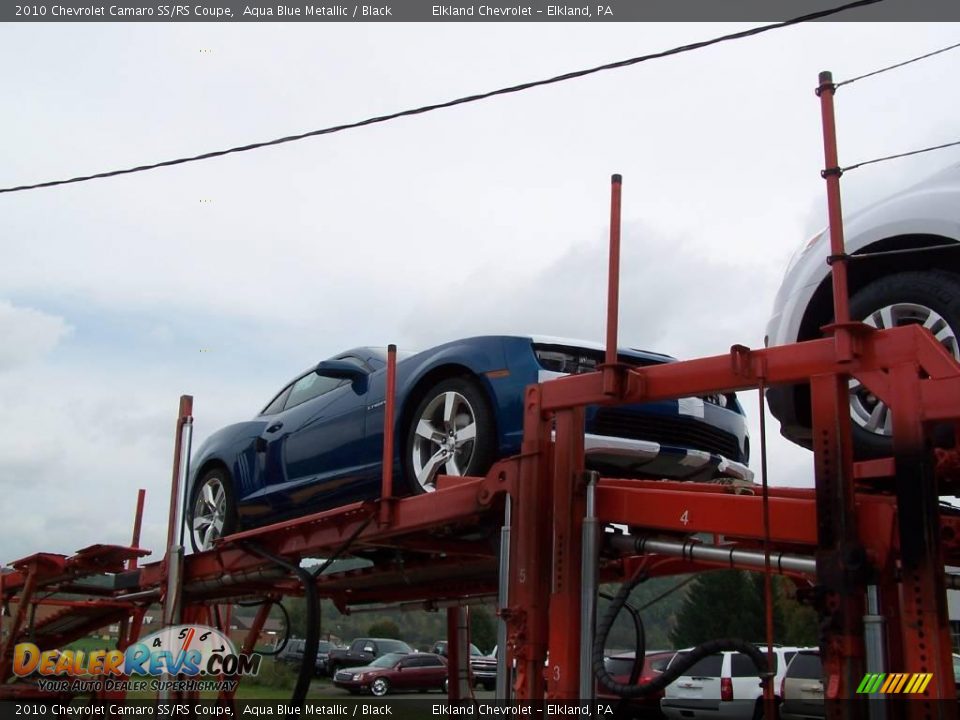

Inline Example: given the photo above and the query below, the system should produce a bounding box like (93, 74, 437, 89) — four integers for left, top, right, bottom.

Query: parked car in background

(780, 650, 823, 720)
(765, 163, 960, 458)
(187, 335, 752, 552)
(326, 637, 414, 676)
(598, 650, 675, 718)
(430, 640, 497, 690)
(332, 652, 447, 696)
(661, 646, 802, 720)
(277, 638, 338, 676)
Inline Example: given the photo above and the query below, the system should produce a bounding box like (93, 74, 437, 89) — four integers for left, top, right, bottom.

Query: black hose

(243, 544, 318, 710)
(592, 573, 770, 698)
(599, 591, 644, 720)
(311, 513, 375, 578)
(232, 600, 291, 657)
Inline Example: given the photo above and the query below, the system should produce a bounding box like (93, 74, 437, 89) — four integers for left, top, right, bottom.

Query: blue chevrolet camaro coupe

(186, 335, 751, 551)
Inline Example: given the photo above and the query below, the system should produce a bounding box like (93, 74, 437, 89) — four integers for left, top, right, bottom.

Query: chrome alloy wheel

(410, 391, 478, 491)
(370, 678, 390, 697)
(191, 476, 227, 551)
(850, 302, 960, 435)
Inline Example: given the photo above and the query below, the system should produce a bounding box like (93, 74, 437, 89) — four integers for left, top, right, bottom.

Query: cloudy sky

(1, 20, 959, 564)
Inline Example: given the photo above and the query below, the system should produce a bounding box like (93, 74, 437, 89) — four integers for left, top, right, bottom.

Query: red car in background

(332, 652, 448, 696)
(598, 651, 675, 718)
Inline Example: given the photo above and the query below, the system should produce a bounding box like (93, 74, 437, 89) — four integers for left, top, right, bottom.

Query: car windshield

(378, 640, 413, 654)
(370, 653, 406, 668)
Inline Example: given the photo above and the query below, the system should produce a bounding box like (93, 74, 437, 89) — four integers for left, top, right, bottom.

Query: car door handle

(266, 422, 284, 433)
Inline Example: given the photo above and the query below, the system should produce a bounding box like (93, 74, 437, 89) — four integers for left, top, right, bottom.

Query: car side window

(422, 656, 443, 667)
(731, 653, 759, 677)
(285, 374, 343, 410)
(261, 386, 292, 416)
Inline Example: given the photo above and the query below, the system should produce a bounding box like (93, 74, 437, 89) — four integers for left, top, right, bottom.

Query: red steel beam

(538, 325, 960, 413)
(136, 464, 515, 590)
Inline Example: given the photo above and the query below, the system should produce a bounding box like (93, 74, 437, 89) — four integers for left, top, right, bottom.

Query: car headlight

(700, 393, 728, 408)
(535, 348, 599, 374)
(355, 673, 366, 681)
(784, 228, 827, 276)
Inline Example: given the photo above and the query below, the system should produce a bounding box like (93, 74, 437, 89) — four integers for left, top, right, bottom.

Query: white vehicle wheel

(848, 271, 960, 457)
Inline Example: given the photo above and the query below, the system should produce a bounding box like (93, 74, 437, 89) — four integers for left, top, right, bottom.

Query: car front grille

(334, 671, 353, 681)
(591, 409, 741, 460)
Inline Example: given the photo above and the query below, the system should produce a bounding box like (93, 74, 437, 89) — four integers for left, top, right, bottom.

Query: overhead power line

(835, 40, 960, 88)
(841, 140, 960, 173)
(0, 0, 882, 195)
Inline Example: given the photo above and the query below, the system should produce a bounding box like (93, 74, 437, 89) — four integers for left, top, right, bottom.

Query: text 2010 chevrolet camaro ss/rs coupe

(187, 335, 751, 551)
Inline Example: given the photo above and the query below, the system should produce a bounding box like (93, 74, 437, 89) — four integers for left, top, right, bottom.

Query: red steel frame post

(446, 606, 471, 699)
(380, 344, 398, 524)
(219, 601, 272, 703)
(129, 488, 147, 571)
(816, 72, 851, 328)
(162, 395, 193, 627)
(809, 374, 865, 708)
(605, 174, 622, 369)
(165, 396, 194, 558)
(508, 384, 553, 700)
(547, 407, 586, 698)
(814, 70, 866, 710)
(889, 363, 957, 707)
(0, 566, 38, 681)
(111, 487, 149, 699)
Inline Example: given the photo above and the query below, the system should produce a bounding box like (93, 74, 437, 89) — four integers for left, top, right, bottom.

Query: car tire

(443, 678, 449, 694)
(188, 468, 238, 553)
(848, 271, 960, 458)
(482, 681, 495, 691)
(404, 377, 497, 493)
(370, 678, 390, 697)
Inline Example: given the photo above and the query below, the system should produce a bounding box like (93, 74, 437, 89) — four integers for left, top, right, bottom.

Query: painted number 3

(680, 510, 689, 526)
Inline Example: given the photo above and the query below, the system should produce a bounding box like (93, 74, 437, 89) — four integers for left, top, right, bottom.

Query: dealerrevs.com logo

(13, 624, 261, 692)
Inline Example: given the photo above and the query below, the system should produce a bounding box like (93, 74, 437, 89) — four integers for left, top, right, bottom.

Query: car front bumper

(583, 434, 753, 483)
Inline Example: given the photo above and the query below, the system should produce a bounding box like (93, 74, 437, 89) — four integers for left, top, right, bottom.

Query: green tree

(671, 570, 786, 648)
(368, 619, 402, 639)
(777, 580, 819, 647)
(470, 606, 497, 653)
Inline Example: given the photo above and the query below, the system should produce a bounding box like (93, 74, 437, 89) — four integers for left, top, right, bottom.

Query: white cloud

(0, 301, 71, 371)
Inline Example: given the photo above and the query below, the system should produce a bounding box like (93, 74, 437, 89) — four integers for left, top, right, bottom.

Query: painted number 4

(680, 510, 690, 526)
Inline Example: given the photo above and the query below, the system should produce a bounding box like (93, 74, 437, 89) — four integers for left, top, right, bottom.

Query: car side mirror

(315, 360, 369, 381)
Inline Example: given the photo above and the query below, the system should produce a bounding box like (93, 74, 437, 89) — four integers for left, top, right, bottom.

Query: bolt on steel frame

(3, 72, 960, 717)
